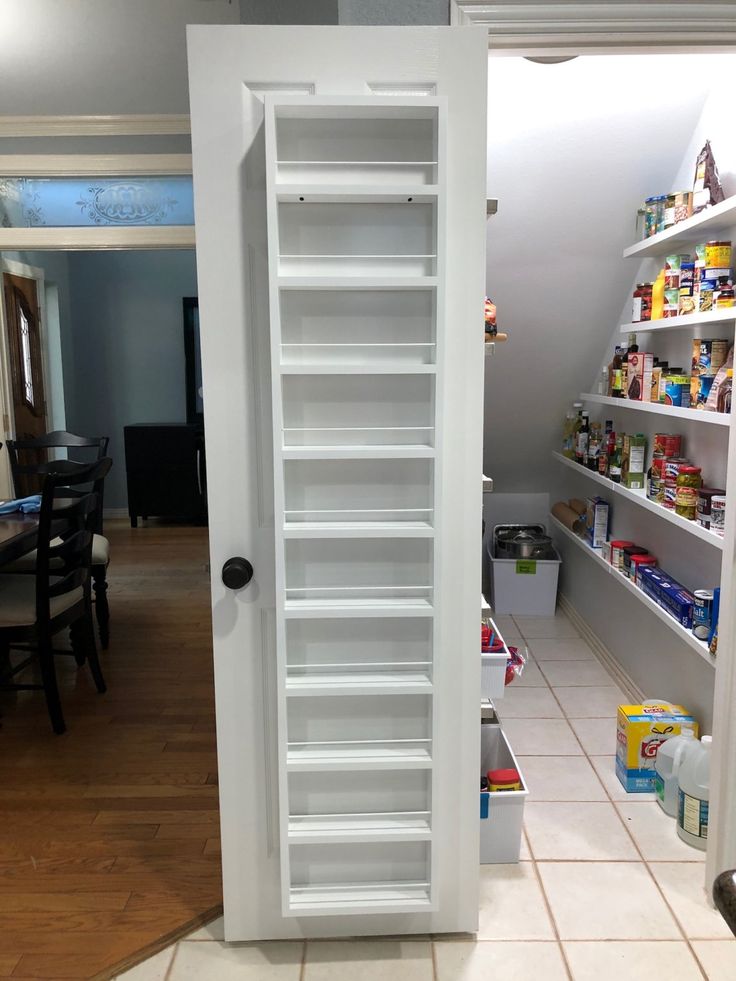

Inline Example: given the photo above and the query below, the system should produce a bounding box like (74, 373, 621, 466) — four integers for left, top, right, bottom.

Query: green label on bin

(516, 559, 537, 575)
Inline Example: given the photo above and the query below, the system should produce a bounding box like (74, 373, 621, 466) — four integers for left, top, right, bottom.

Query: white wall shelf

(623, 195, 736, 258)
(275, 186, 439, 203)
(621, 309, 736, 335)
(552, 451, 724, 549)
(580, 392, 730, 427)
(550, 515, 716, 668)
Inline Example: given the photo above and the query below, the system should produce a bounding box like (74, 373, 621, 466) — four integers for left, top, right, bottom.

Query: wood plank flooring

(0, 522, 222, 980)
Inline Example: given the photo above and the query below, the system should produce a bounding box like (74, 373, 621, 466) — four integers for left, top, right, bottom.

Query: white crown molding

(0, 153, 192, 176)
(0, 114, 191, 137)
(0, 225, 195, 251)
(451, 1, 736, 53)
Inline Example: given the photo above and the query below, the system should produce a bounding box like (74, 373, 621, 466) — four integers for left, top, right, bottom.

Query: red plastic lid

(611, 540, 634, 547)
(631, 554, 656, 565)
(680, 466, 702, 475)
(487, 768, 521, 784)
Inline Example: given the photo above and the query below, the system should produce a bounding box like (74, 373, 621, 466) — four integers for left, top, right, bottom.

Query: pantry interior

(484, 50, 736, 899)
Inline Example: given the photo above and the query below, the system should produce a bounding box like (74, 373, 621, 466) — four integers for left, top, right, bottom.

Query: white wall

(0, 0, 238, 115)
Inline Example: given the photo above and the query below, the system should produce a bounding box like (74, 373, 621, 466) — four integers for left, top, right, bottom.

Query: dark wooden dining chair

(5, 432, 113, 648)
(0, 458, 112, 735)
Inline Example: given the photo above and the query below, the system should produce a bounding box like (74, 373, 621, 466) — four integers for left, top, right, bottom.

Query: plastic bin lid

(487, 768, 521, 784)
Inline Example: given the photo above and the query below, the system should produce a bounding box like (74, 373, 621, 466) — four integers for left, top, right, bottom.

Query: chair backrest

(7, 431, 109, 499)
(7, 432, 111, 531)
(35, 458, 112, 627)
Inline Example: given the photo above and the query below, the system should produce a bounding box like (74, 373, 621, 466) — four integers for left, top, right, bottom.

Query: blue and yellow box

(616, 702, 699, 793)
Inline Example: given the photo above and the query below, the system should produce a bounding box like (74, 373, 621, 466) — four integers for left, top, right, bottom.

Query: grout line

(430, 938, 439, 981)
(162, 943, 179, 981)
(527, 841, 574, 980)
(299, 939, 308, 981)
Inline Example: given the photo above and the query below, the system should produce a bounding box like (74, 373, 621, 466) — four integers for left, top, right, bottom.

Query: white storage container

(489, 539, 561, 616)
(479, 720, 528, 864)
(481, 615, 509, 701)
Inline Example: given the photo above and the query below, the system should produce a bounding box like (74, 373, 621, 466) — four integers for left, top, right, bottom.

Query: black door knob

(222, 556, 254, 590)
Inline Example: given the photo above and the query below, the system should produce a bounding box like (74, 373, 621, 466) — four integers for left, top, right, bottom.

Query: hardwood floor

(0, 521, 222, 980)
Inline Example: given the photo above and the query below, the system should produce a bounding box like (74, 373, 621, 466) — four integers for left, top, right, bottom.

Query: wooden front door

(2, 273, 47, 495)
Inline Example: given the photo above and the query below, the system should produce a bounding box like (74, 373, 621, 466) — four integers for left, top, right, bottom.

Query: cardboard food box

(626, 352, 654, 402)
(622, 433, 646, 489)
(616, 702, 699, 793)
(585, 497, 609, 549)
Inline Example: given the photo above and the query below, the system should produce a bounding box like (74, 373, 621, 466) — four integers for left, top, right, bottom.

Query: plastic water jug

(654, 731, 696, 816)
(677, 735, 712, 850)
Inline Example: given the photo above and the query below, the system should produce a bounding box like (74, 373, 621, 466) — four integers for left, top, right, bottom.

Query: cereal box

(616, 702, 698, 793)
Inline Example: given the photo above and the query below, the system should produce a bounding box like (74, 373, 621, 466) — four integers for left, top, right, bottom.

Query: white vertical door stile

(187, 26, 488, 940)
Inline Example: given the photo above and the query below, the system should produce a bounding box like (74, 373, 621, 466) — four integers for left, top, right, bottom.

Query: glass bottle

(576, 412, 590, 466)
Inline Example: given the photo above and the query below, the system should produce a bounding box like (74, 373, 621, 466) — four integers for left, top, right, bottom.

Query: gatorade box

(616, 702, 699, 793)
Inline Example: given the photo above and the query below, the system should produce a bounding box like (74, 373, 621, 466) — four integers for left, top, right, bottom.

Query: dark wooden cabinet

(124, 424, 207, 528)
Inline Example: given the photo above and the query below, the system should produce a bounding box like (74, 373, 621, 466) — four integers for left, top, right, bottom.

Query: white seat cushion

(0, 575, 84, 626)
(2, 534, 110, 572)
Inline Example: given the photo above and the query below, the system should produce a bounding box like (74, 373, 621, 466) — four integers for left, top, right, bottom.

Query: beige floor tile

(500, 718, 583, 756)
(616, 802, 706, 862)
(491, 614, 523, 640)
(538, 862, 680, 940)
(511, 659, 549, 688)
(434, 940, 568, 980)
(691, 941, 736, 979)
(524, 801, 638, 861)
(519, 830, 532, 861)
(116, 947, 175, 980)
(554, 686, 627, 718)
(564, 941, 702, 980)
(513, 614, 580, 639)
(305, 941, 432, 981)
(497, 685, 563, 719)
(650, 863, 734, 939)
(569, 718, 616, 756)
(183, 915, 225, 941)
(519, 755, 608, 802)
(589, 756, 657, 803)
(538, 659, 615, 687)
(526, 637, 596, 660)
(477, 864, 556, 940)
(169, 941, 304, 980)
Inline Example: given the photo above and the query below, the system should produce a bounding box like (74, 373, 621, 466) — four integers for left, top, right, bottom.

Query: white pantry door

(187, 25, 487, 941)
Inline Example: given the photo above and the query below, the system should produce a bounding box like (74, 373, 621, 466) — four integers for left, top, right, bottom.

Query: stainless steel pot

(494, 524, 555, 560)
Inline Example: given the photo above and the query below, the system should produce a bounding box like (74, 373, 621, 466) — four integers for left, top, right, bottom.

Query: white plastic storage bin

(481, 616, 509, 701)
(489, 541, 561, 616)
(479, 719, 527, 864)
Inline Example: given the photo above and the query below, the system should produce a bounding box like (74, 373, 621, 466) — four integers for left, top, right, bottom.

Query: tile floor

(116, 610, 732, 980)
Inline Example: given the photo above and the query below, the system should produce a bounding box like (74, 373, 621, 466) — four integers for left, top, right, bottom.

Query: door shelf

(283, 428, 435, 449)
(281, 342, 436, 369)
(280, 364, 436, 375)
(279, 255, 437, 277)
(284, 598, 434, 618)
(286, 739, 433, 771)
(623, 195, 736, 258)
(275, 185, 439, 203)
(287, 881, 433, 916)
(552, 451, 724, 549)
(620, 309, 736, 334)
(550, 515, 716, 668)
(580, 392, 730, 427)
(288, 812, 431, 844)
(282, 445, 436, 460)
(278, 276, 439, 290)
(284, 521, 434, 539)
(286, 670, 433, 696)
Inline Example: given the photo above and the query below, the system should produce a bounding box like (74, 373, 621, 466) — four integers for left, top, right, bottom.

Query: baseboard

(103, 508, 129, 518)
(558, 591, 645, 703)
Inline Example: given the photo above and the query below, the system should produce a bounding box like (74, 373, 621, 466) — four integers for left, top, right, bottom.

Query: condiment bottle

(576, 412, 590, 465)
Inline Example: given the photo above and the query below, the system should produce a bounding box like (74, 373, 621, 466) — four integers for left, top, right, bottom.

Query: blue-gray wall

(64, 250, 197, 509)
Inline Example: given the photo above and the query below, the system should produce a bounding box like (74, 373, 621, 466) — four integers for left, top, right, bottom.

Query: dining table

(0, 501, 76, 567)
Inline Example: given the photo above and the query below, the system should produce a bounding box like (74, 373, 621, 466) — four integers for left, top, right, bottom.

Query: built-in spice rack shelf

(264, 94, 444, 918)
(623, 194, 736, 259)
(580, 393, 730, 427)
(550, 515, 716, 668)
(552, 451, 724, 549)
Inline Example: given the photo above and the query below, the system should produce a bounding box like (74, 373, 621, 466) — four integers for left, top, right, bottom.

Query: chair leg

(84, 612, 107, 695)
(38, 636, 66, 735)
(69, 619, 86, 666)
(92, 566, 110, 649)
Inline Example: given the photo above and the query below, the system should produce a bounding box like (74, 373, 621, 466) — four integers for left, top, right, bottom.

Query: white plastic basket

(480, 721, 528, 864)
(481, 615, 509, 701)
(489, 539, 561, 616)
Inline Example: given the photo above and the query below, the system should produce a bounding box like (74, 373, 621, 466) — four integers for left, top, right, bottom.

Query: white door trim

(0, 114, 190, 137)
(0, 226, 195, 251)
(0, 154, 192, 176)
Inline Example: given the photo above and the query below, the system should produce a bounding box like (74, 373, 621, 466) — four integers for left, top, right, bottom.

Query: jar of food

(654, 195, 667, 234)
(716, 287, 735, 308)
(698, 487, 726, 529)
(610, 540, 634, 571)
(623, 545, 648, 578)
(705, 240, 732, 269)
(632, 554, 657, 585)
(644, 197, 658, 238)
(675, 466, 702, 520)
(632, 283, 653, 323)
(664, 194, 677, 228)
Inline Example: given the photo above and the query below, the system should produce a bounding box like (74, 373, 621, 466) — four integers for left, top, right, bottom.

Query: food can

(610, 539, 634, 571)
(664, 287, 680, 318)
(664, 457, 690, 480)
(644, 197, 659, 238)
(699, 279, 717, 312)
(664, 377, 691, 407)
(716, 288, 735, 308)
(653, 433, 682, 459)
(693, 589, 714, 640)
(705, 240, 732, 269)
(697, 487, 726, 529)
(663, 481, 677, 510)
(647, 474, 664, 501)
(623, 545, 648, 578)
(675, 485, 700, 520)
(711, 495, 727, 537)
(632, 554, 657, 584)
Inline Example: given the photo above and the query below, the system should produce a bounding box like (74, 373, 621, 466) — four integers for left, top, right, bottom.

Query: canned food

(697, 487, 726, 529)
(623, 545, 648, 578)
(664, 457, 690, 480)
(705, 240, 732, 268)
(653, 433, 682, 459)
(711, 495, 726, 537)
(610, 540, 634, 571)
(693, 589, 714, 641)
(633, 555, 657, 586)
(664, 377, 691, 407)
(647, 474, 663, 501)
(663, 481, 677, 510)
